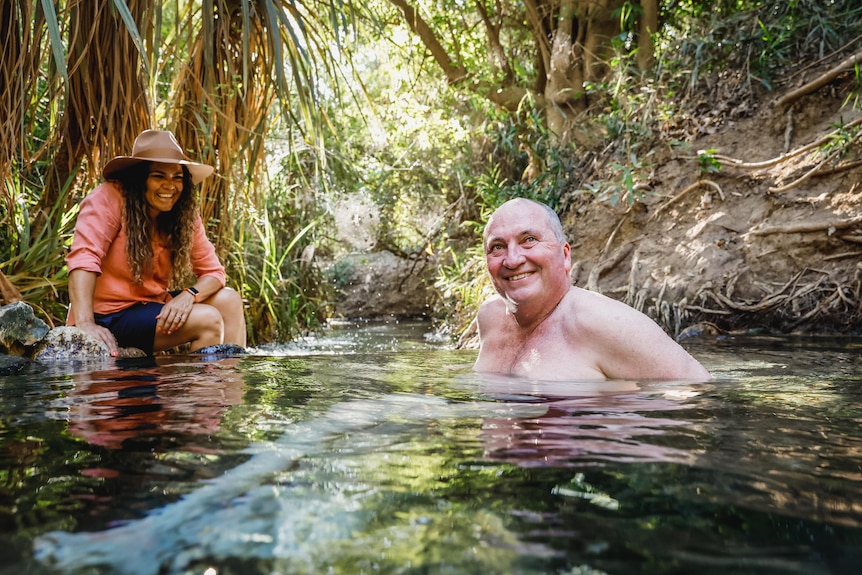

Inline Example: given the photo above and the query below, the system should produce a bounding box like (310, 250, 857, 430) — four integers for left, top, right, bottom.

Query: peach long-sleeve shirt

(65, 182, 226, 318)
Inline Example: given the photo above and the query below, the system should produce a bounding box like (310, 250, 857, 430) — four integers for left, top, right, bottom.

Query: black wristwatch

(185, 286, 200, 302)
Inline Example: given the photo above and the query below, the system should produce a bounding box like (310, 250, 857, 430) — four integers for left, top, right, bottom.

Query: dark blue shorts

(95, 301, 165, 355)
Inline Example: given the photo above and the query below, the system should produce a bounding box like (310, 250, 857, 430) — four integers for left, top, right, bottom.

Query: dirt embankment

(333, 63, 862, 339)
(567, 75, 862, 337)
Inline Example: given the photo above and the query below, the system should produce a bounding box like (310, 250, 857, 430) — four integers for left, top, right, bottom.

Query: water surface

(1, 321, 861, 574)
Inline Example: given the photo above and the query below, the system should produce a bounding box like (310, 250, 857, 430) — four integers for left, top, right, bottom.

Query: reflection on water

(2, 327, 862, 574)
(64, 358, 245, 451)
(255, 318, 451, 355)
(479, 391, 699, 467)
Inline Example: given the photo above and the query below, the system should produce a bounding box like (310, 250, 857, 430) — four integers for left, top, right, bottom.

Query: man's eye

(488, 244, 503, 253)
(524, 236, 537, 243)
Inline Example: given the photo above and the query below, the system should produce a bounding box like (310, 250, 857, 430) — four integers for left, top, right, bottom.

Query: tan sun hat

(102, 129, 214, 184)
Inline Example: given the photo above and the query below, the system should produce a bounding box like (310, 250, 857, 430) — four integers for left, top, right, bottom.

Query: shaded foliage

(2, 0, 861, 341)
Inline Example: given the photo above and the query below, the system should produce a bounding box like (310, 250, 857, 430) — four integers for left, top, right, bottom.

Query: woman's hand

(156, 290, 196, 335)
(76, 320, 119, 357)
(68, 269, 119, 357)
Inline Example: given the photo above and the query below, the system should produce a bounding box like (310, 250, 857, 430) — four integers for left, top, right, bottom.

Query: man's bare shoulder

(565, 286, 711, 379)
(478, 293, 505, 308)
(477, 294, 506, 317)
(563, 286, 624, 316)
(563, 287, 658, 335)
(476, 295, 508, 332)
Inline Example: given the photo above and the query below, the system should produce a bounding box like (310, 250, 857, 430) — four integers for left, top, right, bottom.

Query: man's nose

(503, 245, 525, 267)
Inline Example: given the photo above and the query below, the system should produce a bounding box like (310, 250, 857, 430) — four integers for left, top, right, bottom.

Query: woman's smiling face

(144, 162, 186, 218)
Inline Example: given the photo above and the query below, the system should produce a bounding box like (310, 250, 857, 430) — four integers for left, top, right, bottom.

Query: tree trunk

(388, 0, 469, 86)
(0, 1, 30, 199)
(579, 0, 623, 82)
(545, 0, 582, 141)
(544, 0, 628, 143)
(638, 0, 659, 70)
(172, 0, 273, 255)
(39, 1, 150, 228)
(391, 0, 644, 145)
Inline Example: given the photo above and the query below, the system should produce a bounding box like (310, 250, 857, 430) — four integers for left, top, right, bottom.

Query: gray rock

(331, 251, 435, 319)
(193, 343, 248, 356)
(0, 301, 50, 354)
(117, 346, 148, 359)
(676, 322, 721, 341)
(31, 326, 110, 363)
(30, 326, 147, 364)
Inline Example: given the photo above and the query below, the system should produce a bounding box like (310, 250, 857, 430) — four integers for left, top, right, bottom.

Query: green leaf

(111, 0, 151, 77)
(40, 0, 68, 84)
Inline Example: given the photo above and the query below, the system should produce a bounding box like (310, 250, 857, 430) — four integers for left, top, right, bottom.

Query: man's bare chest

(490, 325, 603, 380)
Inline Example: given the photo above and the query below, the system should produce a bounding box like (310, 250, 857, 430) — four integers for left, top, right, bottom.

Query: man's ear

(562, 242, 572, 274)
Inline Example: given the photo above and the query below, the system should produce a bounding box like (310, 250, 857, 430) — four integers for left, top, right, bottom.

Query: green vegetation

(1, 0, 861, 343)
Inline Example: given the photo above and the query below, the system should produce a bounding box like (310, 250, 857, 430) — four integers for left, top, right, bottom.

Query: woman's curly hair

(112, 161, 197, 289)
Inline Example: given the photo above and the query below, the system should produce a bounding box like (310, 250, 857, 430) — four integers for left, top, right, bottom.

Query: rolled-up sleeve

(66, 183, 123, 274)
(190, 217, 226, 286)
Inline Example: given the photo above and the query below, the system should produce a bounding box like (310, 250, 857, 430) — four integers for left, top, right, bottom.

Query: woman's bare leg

(154, 304, 223, 352)
(203, 287, 247, 347)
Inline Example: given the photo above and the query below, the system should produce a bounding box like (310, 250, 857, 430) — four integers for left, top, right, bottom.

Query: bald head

(484, 198, 567, 247)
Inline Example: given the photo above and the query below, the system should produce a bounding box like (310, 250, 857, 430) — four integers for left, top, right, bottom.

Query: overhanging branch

(387, 0, 469, 85)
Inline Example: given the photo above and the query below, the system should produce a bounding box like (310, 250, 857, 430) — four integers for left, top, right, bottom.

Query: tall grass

(0, 168, 79, 324)
(230, 209, 331, 345)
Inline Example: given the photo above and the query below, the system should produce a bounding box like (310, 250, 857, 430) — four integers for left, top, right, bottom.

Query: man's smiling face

(483, 199, 571, 310)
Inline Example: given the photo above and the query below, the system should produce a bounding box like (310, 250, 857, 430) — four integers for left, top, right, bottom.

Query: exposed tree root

(624, 247, 640, 307)
(774, 49, 862, 110)
(745, 215, 862, 237)
(650, 179, 723, 220)
(783, 107, 794, 153)
(587, 242, 633, 293)
(683, 267, 862, 334)
(768, 130, 862, 193)
(705, 116, 862, 170)
(605, 261, 860, 337)
(698, 269, 818, 313)
(683, 304, 732, 316)
(782, 35, 862, 85)
(824, 251, 862, 261)
(787, 289, 840, 331)
(600, 213, 628, 261)
(809, 158, 862, 178)
(768, 148, 843, 193)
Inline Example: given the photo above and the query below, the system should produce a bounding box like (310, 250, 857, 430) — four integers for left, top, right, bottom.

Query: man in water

(473, 198, 711, 380)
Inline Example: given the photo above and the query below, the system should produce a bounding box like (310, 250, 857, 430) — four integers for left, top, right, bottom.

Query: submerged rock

(0, 354, 31, 375)
(193, 343, 248, 356)
(677, 322, 721, 341)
